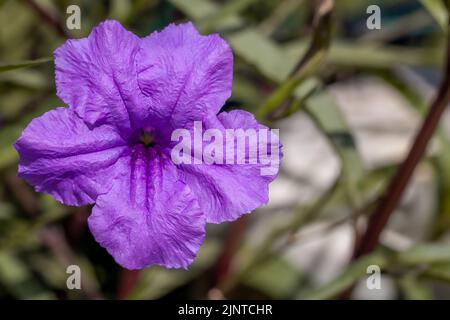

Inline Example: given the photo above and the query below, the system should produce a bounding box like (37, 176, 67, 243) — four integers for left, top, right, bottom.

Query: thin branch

(4, 174, 102, 299)
(218, 172, 341, 295)
(256, 0, 334, 119)
(355, 16, 450, 259)
(25, 0, 70, 38)
(340, 1, 450, 299)
(213, 215, 248, 288)
(117, 269, 141, 299)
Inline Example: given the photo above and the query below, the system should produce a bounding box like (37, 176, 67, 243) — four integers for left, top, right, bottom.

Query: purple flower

(14, 20, 281, 269)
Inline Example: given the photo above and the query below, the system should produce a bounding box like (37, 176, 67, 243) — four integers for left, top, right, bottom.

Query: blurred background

(1, 0, 450, 300)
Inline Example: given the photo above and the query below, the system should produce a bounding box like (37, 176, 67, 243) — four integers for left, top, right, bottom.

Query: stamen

(140, 131, 155, 147)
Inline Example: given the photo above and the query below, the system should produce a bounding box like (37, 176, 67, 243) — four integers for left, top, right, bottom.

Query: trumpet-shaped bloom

(14, 20, 281, 269)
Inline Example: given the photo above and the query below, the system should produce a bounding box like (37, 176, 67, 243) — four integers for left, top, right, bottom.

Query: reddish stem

(355, 32, 450, 258)
(117, 269, 140, 299)
(214, 216, 248, 288)
(25, 0, 70, 38)
(341, 12, 450, 299)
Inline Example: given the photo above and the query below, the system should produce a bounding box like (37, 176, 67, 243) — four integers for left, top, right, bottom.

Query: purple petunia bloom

(14, 20, 281, 270)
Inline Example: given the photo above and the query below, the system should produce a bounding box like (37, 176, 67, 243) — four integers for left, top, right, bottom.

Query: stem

(4, 174, 102, 299)
(213, 2, 335, 296)
(117, 269, 140, 299)
(256, 0, 334, 119)
(25, 0, 70, 38)
(340, 2, 450, 299)
(213, 216, 248, 288)
(219, 172, 341, 295)
(355, 18, 450, 259)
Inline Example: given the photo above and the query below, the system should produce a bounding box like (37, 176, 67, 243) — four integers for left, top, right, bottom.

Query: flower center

(139, 131, 155, 147)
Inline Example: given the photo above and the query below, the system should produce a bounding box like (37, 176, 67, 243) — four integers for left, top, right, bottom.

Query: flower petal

(137, 22, 233, 142)
(179, 110, 282, 223)
(54, 20, 147, 137)
(14, 107, 128, 206)
(88, 146, 205, 270)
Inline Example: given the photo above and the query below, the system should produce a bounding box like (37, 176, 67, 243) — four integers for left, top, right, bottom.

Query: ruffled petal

(88, 146, 205, 270)
(178, 110, 282, 223)
(137, 22, 233, 143)
(54, 20, 147, 138)
(14, 107, 128, 206)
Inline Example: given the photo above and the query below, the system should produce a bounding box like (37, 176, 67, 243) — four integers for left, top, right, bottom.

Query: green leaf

(259, 0, 306, 35)
(397, 275, 433, 300)
(0, 125, 21, 170)
(169, 0, 242, 30)
(243, 257, 302, 298)
(0, 57, 52, 73)
(0, 70, 51, 90)
(255, 0, 333, 118)
(108, 0, 132, 22)
(422, 262, 450, 282)
(397, 244, 450, 265)
(306, 92, 366, 208)
(419, 0, 448, 31)
(196, 0, 260, 32)
(129, 240, 220, 299)
(285, 41, 443, 68)
(232, 75, 265, 109)
(0, 250, 53, 298)
(300, 250, 389, 299)
(228, 28, 295, 83)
